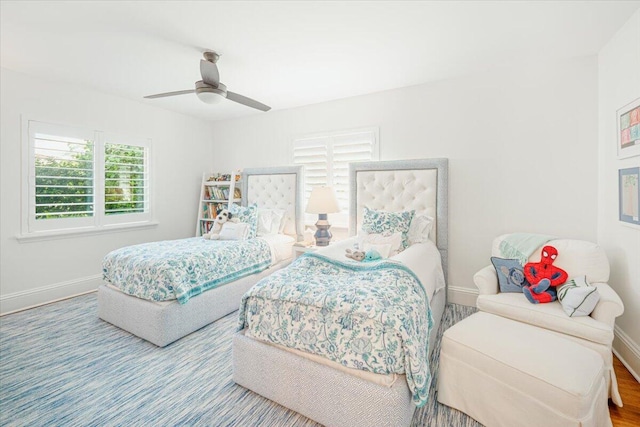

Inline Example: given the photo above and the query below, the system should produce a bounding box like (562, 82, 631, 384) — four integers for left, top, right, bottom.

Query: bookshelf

(196, 171, 242, 237)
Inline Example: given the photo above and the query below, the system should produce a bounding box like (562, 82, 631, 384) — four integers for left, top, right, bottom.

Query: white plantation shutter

(24, 120, 152, 234)
(293, 128, 378, 227)
(28, 122, 97, 232)
(103, 141, 149, 218)
(293, 137, 329, 211)
(33, 135, 95, 219)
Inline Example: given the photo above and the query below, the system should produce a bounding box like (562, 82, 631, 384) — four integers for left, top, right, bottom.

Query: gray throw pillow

(491, 257, 530, 293)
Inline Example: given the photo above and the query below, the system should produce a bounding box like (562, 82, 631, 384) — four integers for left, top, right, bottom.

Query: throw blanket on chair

(238, 252, 434, 407)
(499, 233, 555, 265)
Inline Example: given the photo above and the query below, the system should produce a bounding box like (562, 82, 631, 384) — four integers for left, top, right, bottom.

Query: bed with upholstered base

(98, 166, 303, 347)
(233, 158, 448, 427)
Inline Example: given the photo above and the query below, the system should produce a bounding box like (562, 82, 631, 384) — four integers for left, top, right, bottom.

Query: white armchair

(473, 234, 625, 406)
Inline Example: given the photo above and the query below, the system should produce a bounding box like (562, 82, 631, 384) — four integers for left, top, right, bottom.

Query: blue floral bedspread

(103, 238, 271, 304)
(238, 252, 433, 407)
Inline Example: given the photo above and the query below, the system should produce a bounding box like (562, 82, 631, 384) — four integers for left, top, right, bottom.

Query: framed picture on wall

(617, 97, 640, 159)
(619, 167, 640, 227)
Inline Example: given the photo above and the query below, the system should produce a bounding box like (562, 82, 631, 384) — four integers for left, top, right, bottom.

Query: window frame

(292, 127, 379, 228)
(20, 117, 154, 239)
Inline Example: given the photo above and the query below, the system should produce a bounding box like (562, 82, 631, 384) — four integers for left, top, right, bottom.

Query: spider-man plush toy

(522, 246, 568, 304)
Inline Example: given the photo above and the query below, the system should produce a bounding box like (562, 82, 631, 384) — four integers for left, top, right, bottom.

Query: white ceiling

(2, 1, 638, 122)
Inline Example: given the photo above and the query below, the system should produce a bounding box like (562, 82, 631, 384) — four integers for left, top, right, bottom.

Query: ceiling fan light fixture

(196, 90, 223, 104)
(195, 81, 227, 104)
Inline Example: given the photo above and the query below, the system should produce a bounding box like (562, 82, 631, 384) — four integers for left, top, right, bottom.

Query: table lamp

(305, 186, 340, 246)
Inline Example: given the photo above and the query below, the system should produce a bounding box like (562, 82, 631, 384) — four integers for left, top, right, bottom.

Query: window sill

(16, 221, 159, 243)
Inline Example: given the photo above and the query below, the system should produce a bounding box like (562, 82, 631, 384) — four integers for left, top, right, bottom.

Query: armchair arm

(474, 265, 499, 295)
(590, 283, 624, 327)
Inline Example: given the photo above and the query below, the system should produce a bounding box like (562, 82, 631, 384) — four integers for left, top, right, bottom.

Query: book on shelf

(201, 202, 222, 219)
(200, 220, 215, 235)
(206, 186, 232, 200)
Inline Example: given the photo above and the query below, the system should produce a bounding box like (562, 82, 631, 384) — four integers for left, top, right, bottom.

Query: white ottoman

(437, 312, 611, 427)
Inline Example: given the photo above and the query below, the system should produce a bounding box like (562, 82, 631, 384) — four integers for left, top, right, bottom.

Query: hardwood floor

(610, 356, 640, 427)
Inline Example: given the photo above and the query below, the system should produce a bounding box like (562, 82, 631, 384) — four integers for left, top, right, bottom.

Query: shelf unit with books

(196, 171, 242, 237)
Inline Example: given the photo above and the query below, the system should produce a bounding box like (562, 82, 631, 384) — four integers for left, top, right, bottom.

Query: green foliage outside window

(104, 143, 146, 215)
(35, 141, 146, 219)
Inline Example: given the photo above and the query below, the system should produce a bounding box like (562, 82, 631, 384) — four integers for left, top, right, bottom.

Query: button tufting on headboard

(355, 169, 438, 242)
(243, 169, 303, 238)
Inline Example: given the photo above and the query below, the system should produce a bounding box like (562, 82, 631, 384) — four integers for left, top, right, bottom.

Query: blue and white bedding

(238, 241, 443, 407)
(103, 237, 272, 304)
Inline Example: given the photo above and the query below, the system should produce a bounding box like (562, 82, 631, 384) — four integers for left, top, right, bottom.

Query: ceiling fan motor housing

(196, 80, 227, 97)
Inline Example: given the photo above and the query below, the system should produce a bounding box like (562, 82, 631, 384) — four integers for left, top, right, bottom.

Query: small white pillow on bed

(270, 209, 286, 233)
(257, 208, 286, 236)
(257, 210, 273, 237)
(218, 222, 249, 240)
(408, 214, 434, 245)
(359, 230, 403, 257)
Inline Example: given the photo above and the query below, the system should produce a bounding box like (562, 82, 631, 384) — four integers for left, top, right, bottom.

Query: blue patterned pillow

(491, 257, 530, 293)
(362, 207, 415, 251)
(230, 204, 258, 239)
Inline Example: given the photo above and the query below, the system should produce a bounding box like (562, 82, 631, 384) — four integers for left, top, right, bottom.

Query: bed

(232, 158, 448, 427)
(97, 166, 304, 347)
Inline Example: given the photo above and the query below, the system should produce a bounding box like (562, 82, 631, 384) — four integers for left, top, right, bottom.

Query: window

(23, 120, 151, 235)
(293, 128, 379, 227)
(103, 138, 149, 220)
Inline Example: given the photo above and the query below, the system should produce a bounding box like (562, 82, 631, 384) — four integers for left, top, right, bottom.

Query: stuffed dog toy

(203, 209, 239, 240)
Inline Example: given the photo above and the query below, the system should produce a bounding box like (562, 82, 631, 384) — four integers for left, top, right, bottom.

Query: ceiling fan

(144, 51, 270, 112)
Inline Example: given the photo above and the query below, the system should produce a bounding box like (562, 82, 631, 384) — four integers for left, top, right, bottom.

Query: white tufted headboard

(241, 166, 304, 241)
(349, 159, 449, 282)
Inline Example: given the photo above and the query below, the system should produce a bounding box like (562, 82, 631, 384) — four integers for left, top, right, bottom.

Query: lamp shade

(306, 186, 340, 214)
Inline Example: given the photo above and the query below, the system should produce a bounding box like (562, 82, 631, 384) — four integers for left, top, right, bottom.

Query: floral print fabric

(103, 237, 271, 304)
(361, 207, 415, 251)
(238, 252, 433, 407)
(230, 204, 259, 239)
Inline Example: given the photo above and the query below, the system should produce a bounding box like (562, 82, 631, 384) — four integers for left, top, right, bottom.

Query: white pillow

(256, 210, 273, 237)
(257, 208, 287, 236)
(218, 222, 249, 240)
(269, 209, 286, 234)
(408, 214, 434, 245)
(359, 230, 403, 257)
(557, 276, 600, 317)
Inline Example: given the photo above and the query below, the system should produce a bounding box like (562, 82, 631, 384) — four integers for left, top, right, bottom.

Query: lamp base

(314, 214, 332, 247)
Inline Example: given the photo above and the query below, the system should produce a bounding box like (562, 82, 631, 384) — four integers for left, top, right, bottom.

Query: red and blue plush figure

(522, 245, 568, 304)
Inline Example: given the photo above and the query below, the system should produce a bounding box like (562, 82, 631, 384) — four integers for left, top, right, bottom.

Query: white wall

(598, 9, 640, 380)
(0, 68, 214, 314)
(210, 56, 599, 305)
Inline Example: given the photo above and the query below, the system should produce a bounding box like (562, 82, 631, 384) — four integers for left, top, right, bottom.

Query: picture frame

(619, 167, 640, 227)
(616, 97, 640, 159)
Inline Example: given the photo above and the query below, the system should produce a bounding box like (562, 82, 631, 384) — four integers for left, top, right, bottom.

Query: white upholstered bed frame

(233, 158, 449, 427)
(97, 166, 303, 347)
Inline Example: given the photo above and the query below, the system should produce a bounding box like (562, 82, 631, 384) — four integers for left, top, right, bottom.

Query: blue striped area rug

(0, 294, 480, 427)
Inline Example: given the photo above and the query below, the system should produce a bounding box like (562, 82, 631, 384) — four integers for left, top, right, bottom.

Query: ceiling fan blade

(200, 60, 220, 86)
(226, 91, 271, 112)
(144, 90, 195, 99)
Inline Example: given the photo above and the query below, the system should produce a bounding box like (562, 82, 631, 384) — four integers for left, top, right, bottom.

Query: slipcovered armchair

(473, 234, 625, 406)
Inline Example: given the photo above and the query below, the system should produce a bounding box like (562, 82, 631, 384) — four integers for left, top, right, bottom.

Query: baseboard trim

(613, 325, 640, 383)
(448, 286, 478, 307)
(0, 274, 102, 316)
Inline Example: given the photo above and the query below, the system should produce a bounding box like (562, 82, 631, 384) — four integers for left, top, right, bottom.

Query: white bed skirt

(232, 286, 446, 427)
(98, 259, 291, 347)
